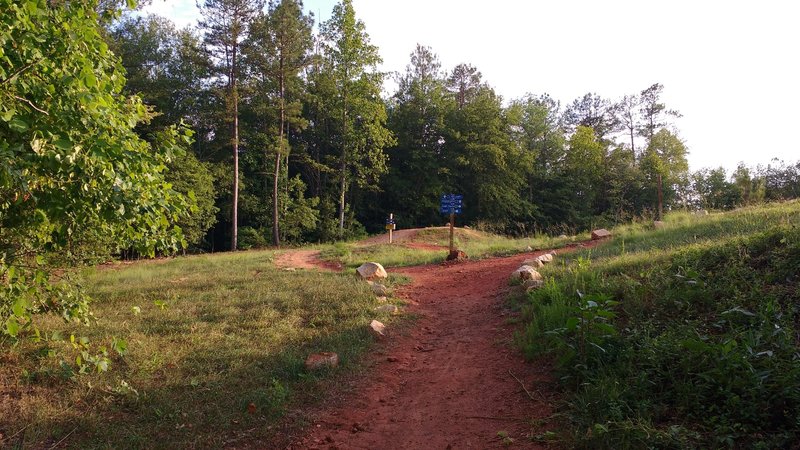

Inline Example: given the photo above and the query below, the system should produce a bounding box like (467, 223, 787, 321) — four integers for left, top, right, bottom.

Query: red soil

(287, 245, 598, 449)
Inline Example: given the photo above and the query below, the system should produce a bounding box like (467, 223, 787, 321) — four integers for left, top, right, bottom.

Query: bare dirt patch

(274, 250, 342, 271)
(287, 246, 590, 449)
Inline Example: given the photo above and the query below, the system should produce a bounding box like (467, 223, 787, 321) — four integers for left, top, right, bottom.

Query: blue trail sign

(439, 194, 463, 215)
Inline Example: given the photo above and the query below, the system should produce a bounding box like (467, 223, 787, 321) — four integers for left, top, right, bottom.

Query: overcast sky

(141, 0, 799, 172)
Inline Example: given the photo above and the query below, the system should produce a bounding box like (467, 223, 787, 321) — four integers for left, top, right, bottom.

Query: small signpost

(385, 213, 396, 244)
(439, 194, 463, 253)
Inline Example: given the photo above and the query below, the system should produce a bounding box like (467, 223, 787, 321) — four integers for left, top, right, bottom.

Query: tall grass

(518, 200, 800, 448)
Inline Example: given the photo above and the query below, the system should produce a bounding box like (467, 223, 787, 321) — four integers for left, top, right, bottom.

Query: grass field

(518, 200, 800, 448)
(0, 250, 406, 449)
(322, 227, 585, 269)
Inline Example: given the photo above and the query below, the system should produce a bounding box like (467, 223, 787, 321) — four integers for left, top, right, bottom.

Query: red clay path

(287, 245, 596, 449)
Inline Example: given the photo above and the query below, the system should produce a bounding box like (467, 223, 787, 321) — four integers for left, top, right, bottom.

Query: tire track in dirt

(289, 244, 597, 449)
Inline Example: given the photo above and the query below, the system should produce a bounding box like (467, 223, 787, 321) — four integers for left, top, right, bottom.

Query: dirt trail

(274, 250, 342, 272)
(289, 247, 585, 449)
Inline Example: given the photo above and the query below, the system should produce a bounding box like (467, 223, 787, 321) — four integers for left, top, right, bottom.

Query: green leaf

(8, 117, 29, 132)
(565, 317, 579, 331)
(6, 318, 20, 337)
(11, 297, 28, 316)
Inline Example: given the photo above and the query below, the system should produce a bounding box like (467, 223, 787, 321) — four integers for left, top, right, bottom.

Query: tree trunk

(273, 59, 285, 248)
(338, 88, 347, 231)
(657, 173, 664, 221)
(231, 45, 239, 252)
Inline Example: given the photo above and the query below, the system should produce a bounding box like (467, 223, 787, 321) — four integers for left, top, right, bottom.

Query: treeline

(110, 0, 800, 250)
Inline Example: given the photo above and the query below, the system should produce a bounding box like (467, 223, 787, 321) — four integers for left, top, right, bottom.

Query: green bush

(518, 206, 800, 448)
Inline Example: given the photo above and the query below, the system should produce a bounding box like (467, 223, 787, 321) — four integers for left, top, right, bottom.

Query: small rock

(695, 209, 709, 216)
(526, 246, 533, 251)
(305, 352, 339, 371)
(386, 356, 399, 362)
(446, 249, 468, 261)
(591, 228, 612, 240)
(374, 304, 399, 314)
(538, 253, 554, 263)
(463, 225, 471, 229)
(522, 258, 544, 268)
(558, 234, 568, 239)
(357, 262, 388, 280)
(525, 279, 544, 292)
(376, 296, 388, 303)
(654, 220, 666, 229)
(369, 320, 386, 338)
(282, 267, 296, 272)
(370, 282, 389, 296)
(512, 265, 543, 281)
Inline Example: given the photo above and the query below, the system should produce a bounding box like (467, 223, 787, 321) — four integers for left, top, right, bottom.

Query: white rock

(591, 229, 612, 240)
(558, 234, 568, 239)
(522, 258, 544, 268)
(538, 253, 554, 263)
(512, 265, 543, 281)
(357, 262, 388, 280)
(369, 319, 386, 337)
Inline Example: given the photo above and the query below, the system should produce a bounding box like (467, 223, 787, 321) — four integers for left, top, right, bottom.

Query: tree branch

(12, 95, 49, 115)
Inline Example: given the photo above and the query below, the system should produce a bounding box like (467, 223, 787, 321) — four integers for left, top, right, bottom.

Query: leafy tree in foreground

(0, 0, 190, 341)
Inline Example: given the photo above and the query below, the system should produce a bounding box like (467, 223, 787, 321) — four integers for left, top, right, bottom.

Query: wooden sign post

(439, 194, 462, 254)
(385, 213, 396, 244)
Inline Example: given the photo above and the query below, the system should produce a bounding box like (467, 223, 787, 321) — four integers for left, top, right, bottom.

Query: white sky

(142, 0, 800, 172)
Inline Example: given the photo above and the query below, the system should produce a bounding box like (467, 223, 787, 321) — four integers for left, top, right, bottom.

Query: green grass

(322, 227, 585, 269)
(0, 250, 406, 449)
(517, 200, 800, 448)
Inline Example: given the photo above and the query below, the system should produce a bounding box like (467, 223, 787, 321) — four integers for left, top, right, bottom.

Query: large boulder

(305, 352, 339, 371)
(591, 228, 612, 240)
(357, 262, 388, 280)
(512, 265, 543, 281)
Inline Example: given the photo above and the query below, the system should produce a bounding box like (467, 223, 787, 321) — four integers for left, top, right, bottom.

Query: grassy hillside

(0, 251, 405, 449)
(519, 200, 800, 448)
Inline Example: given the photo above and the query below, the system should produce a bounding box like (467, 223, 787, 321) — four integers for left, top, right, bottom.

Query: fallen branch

(508, 369, 539, 402)
(48, 427, 76, 449)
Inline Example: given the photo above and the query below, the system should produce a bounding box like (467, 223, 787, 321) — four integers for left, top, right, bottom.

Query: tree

(563, 93, 618, 142)
(198, 0, 263, 250)
(447, 63, 482, 109)
(319, 0, 393, 232)
(384, 44, 452, 226)
(244, 0, 314, 246)
(1, 0, 189, 341)
(641, 129, 689, 219)
(638, 83, 681, 141)
(616, 94, 640, 157)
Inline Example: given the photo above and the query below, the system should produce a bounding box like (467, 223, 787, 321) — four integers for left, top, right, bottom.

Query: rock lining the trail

(368, 281, 389, 296)
(512, 265, 543, 281)
(305, 352, 339, 371)
(591, 228, 612, 240)
(369, 319, 386, 337)
(522, 258, 544, 268)
(357, 262, 388, 280)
